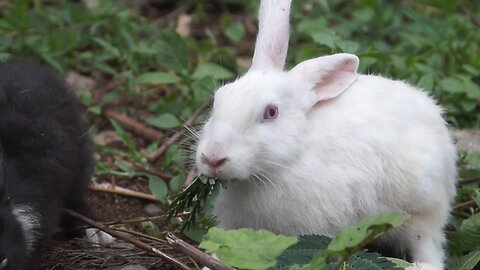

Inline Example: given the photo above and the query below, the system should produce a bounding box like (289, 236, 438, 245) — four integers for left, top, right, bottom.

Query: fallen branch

(63, 209, 191, 270)
(458, 177, 480, 185)
(166, 232, 234, 270)
(104, 109, 163, 141)
(99, 78, 126, 93)
(452, 199, 477, 211)
(148, 102, 210, 163)
(131, 160, 173, 180)
(89, 183, 159, 202)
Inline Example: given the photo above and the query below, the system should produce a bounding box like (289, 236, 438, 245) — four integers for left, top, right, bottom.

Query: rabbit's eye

(263, 104, 278, 121)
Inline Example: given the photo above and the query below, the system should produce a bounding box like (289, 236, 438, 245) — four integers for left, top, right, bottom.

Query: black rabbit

(0, 59, 94, 270)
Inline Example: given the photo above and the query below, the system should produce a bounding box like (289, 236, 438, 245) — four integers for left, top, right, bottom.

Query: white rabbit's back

(214, 74, 456, 238)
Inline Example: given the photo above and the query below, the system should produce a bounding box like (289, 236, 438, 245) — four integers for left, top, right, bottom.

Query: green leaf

(277, 235, 332, 269)
(458, 251, 480, 270)
(110, 120, 136, 152)
(439, 78, 464, 94)
(136, 72, 182, 85)
(418, 73, 435, 92)
(289, 251, 328, 270)
(452, 213, 480, 252)
(141, 220, 161, 238)
(93, 37, 120, 58)
(345, 250, 403, 270)
(156, 29, 188, 73)
(200, 227, 298, 270)
(191, 76, 216, 102)
(327, 213, 409, 255)
(192, 63, 235, 80)
(146, 113, 181, 130)
(225, 21, 245, 43)
(386, 257, 411, 268)
(310, 29, 337, 49)
(148, 175, 168, 203)
(169, 172, 186, 192)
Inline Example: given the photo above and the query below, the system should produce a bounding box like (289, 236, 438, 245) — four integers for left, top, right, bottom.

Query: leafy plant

(200, 227, 298, 270)
(167, 175, 222, 231)
(201, 213, 410, 270)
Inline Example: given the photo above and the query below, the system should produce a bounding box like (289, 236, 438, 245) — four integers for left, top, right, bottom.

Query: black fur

(0, 59, 93, 270)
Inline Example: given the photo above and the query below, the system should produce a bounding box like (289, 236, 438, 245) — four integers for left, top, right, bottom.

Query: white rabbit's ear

(290, 53, 359, 102)
(250, 0, 292, 71)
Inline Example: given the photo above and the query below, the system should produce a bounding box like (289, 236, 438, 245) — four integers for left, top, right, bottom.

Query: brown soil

(39, 179, 191, 270)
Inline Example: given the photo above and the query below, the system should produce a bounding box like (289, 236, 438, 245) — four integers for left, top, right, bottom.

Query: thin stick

(110, 227, 168, 244)
(166, 232, 234, 270)
(100, 79, 125, 93)
(66, 213, 191, 232)
(89, 183, 159, 202)
(104, 109, 163, 141)
(458, 177, 480, 185)
(131, 161, 173, 180)
(148, 102, 210, 163)
(63, 209, 191, 270)
(453, 199, 477, 211)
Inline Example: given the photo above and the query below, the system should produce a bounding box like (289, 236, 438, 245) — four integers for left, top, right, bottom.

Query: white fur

(11, 205, 41, 253)
(251, 0, 291, 70)
(195, 1, 456, 270)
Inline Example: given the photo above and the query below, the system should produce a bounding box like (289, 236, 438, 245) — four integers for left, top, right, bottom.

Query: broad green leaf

(136, 72, 182, 85)
(418, 73, 435, 92)
(192, 63, 235, 80)
(327, 213, 409, 254)
(277, 235, 332, 269)
(146, 113, 181, 130)
(453, 213, 480, 252)
(289, 251, 328, 270)
(457, 251, 480, 270)
(200, 227, 298, 270)
(148, 175, 168, 203)
(225, 21, 245, 43)
(310, 29, 337, 48)
(386, 257, 411, 268)
(439, 78, 464, 94)
(155, 29, 188, 73)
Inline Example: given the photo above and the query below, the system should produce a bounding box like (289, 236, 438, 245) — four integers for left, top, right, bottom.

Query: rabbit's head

(196, 0, 359, 181)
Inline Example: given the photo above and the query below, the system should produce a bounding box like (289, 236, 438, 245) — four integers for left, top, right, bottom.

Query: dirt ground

(40, 179, 193, 270)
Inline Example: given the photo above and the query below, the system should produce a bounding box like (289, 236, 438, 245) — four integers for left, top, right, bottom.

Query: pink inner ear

(314, 59, 358, 101)
(265, 21, 289, 69)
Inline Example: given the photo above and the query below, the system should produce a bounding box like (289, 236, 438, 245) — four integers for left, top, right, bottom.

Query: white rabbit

(195, 0, 456, 269)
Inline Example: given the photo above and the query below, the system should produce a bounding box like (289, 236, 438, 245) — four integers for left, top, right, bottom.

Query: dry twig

(89, 183, 159, 202)
(457, 177, 480, 185)
(64, 209, 192, 270)
(453, 199, 477, 211)
(104, 109, 163, 141)
(148, 102, 210, 163)
(166, 232, 234, 270)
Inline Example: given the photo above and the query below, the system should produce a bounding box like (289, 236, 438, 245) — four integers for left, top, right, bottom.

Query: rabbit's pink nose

(201, 155, 229, 169)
